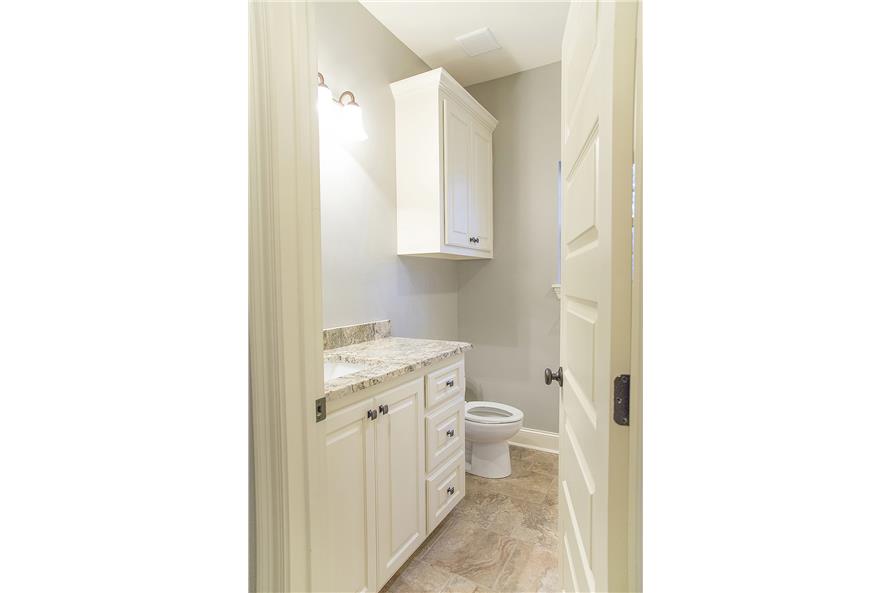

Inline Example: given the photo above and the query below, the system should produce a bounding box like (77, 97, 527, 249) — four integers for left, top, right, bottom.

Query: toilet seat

(465, 401, 524, 425)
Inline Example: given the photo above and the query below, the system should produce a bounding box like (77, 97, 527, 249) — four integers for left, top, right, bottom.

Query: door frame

(248, 2, 327, 591)
(628, 2, 643, 590)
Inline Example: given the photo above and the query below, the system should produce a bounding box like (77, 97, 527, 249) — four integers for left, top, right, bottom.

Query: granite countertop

(323, 323, 471, 401)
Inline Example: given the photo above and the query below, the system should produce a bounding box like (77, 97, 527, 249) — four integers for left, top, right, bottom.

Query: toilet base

(467, 441, 512, 478)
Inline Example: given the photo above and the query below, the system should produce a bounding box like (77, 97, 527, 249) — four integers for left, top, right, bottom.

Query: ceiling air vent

(455, 27, 501, 57)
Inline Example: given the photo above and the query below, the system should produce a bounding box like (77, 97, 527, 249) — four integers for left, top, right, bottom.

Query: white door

(558, 2, 638, 592)
(323, 397, 377, 593)
(374, 379, 426, 587)
(469, 123, 493, 252)
(443, 98, 472, 248)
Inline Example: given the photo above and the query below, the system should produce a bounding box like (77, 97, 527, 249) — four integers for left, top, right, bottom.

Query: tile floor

(381, 446, 559, 593)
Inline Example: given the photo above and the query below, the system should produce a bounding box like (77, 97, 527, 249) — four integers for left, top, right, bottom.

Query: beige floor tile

(493, 543, 558, 593)
(508, 499, 558, 548)
(479, 467, 552, 504)
(441, 573, 486, 593)
(423, 518, 524, 588)
(542, 478, 559, 507)
(529, 451, 558, 475)
(381, 560, 452, 593)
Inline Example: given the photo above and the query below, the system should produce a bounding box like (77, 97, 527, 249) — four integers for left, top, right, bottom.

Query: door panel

(561, 489, 596, 592)
(559, 1, 638, 591)
(324, 397, 376, 593)
(375, 379, 425, 587)
(443, 98, 472, 248)
(469, 123, 493, 252)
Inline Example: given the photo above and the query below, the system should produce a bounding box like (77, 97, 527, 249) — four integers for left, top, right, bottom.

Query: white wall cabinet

(391, 68, 497, 260)
(323, 358, 466, 592)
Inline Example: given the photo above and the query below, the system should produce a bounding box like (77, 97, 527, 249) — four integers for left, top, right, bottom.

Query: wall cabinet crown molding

(391, 68, 498, 260)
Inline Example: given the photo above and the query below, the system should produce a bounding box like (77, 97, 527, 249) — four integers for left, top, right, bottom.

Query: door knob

(544, 367, 563, 387)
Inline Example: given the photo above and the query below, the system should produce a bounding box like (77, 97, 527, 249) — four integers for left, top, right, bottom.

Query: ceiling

(359, 1, 570, 87)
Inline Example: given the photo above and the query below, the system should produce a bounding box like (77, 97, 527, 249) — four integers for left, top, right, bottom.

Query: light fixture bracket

(338, 91, 359, 107)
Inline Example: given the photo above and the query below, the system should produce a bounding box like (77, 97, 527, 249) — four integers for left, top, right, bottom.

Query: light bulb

(317, 72, 333, 117)
(317, 83, 332, 111)
(338, 94, 368, 142)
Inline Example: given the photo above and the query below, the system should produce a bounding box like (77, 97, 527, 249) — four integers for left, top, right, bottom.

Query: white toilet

(464, 401, 524, 478)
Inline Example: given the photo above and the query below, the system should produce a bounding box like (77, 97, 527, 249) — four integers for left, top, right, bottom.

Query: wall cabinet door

(324, 397, 377, 593)
(469, 123, 493, 252)
(443, 98, 473, 249)
(374, 378, 426, 587)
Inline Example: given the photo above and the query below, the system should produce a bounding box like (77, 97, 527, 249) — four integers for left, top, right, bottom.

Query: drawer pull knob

(445, 379, 455, 388)
(447, 486, 455, 496)
(446, 428, 455, 437)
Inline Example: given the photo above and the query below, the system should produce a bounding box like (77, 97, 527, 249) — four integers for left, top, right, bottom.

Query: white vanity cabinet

(322, 357, 466, 592)
(323, 378, 425, 593)
(391, 68, 497, 260)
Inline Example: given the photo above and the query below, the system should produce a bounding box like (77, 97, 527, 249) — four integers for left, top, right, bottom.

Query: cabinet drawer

(426, 450, 465, 533)
(425, 360, 464, 409)
(425, 397, 464, 472)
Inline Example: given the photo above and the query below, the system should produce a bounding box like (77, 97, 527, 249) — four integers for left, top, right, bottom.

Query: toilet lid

(465, 401, 524, 424)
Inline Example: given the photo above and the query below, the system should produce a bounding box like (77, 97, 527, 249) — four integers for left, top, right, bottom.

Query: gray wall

(459, 63, 562, 432)
(316, 1, 459, 340)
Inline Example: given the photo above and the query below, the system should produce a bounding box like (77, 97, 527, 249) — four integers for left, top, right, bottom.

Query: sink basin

(324, 360, 367, 381)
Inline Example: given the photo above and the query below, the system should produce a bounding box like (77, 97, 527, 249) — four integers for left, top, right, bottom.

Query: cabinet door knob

(378, 404, 389, 415)
(446, 428, 455, 437)
(445, 379, 455, 388)
(447, 486, 455, 495)
(367, 409, 378, 420)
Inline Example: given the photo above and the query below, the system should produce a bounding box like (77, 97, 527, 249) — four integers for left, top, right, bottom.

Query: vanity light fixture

(316, 72, 368, 143)
(337, 91, 368, 142)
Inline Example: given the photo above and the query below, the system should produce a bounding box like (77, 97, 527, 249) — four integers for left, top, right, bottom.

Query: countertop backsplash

(322, 320, 391, 350)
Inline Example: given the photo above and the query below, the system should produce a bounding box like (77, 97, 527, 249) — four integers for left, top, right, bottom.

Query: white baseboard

(508, 427, 559, 454)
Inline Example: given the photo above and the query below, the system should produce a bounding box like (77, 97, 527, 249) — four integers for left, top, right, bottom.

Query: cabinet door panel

(469, 123, 493, 252)
(375, 379, 425, 587)
(443, 98, 472, 248)
(324, 397, 376, 593)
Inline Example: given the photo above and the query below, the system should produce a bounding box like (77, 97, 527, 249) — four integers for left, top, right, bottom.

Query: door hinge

(315, 397, 326, 423)
(613, 374, 630, 426)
